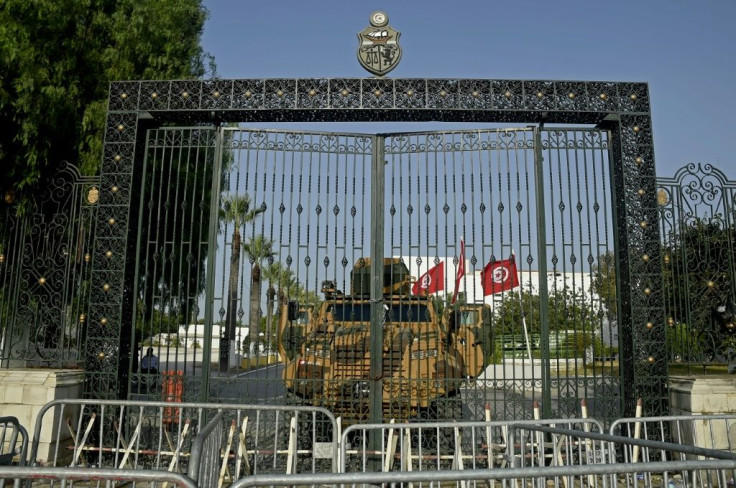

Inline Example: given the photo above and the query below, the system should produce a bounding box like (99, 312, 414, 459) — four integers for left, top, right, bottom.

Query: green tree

(591, 251, 618, 323)
(662, 217, 736, 362)
(243, 235, 275, 356)
(492, 287, 600, 364)
(262, 262, 296, 353)
(219, 195, 265, 371)
(0, 0, 212, 192)
(492, 291, 541, 336)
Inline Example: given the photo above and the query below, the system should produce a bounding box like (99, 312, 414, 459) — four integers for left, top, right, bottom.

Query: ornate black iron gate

(0, 78, 664, 420)
(125, 125, 620, 422)
(658, 164, 736, 371)
(0, 163, 99, 368)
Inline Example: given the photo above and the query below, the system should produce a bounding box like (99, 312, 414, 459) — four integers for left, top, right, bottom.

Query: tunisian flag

(481, 258, 519, 295)
(412, 262, 445, 295)
(451, 239, 465, 304)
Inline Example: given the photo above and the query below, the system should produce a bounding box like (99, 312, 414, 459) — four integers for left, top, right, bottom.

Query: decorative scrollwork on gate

(0, 162, 99, 366)
(658, 163, 736, 369)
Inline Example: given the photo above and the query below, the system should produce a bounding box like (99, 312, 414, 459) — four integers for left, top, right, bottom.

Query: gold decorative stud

(504, 90, 512, 98)
(633, 125, 640, 133)
(102, 283, 110, 292)
(244, 90, 252, 98)
(707, 281, 715, 289)
(664, 254, 670, 264)
(406, 90, 414, 97)
(98, 352, 105, 360)
(635, 156, 643, 164)
(642, 254, 650, 262)
(276, 90, 284, 97)
(646, 322, 654, 329)
(120, 93, 127, 99)
(637, 189, 646, 196)
(308, 89, 317, 97)
(630, 94, 638, 101)
(599, 93, 607, 100)
(111, 186, 118, 194)
(151, 92, 158, 99)
(84, 253, 91, 263)
(79, 314, 86, 323)
(114, 154, 122, 162)
(0, 254, 4, 264)
(644, 287, 651, 296)
(374, 89, 382, 97)
(117, 124, 125, 132)
(647, 356, 655, 364)
(181, 91, 189, 98)
(639, 221, 647, 229)
(439, 90, 447, 97)
(100, 317, 108, 325)
(341, 89, 349, 97)
(213, 90, 220, 98)
(568, 92, 575, 99)
(668, 317, 675, 326)
(38, 277, 46, 285)
(105, 251, 113, 259)
(472, 90, 480, 98)
(108, 218, 115, 225)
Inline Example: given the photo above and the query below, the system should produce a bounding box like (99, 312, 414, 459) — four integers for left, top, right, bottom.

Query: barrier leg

(217, 420, 236, 488)
(286, 416, 297, 474)
(383, 419, 397, 472)
(235, 417, 250, 478)
(162, 419, 190, 488)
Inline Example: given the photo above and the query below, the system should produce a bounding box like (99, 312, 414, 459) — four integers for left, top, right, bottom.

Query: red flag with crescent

(412, 262, 445, 295)
(481, 258, 519, 295)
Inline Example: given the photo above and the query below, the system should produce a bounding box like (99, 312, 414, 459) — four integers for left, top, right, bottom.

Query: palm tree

(219, 194, 265, 372)
(262, 263, 296, 352)
(243, 234, 275, 356)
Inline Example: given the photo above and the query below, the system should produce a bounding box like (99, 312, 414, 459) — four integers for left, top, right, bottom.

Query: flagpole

(513, 249, 533, 363)
(521, 316, 533, 363)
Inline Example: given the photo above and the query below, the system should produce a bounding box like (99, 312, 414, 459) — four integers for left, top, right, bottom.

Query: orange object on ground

(162, 370, 183, 423)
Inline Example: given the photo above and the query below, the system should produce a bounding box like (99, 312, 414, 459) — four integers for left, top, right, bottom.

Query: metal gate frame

(91, 78, 662, 418)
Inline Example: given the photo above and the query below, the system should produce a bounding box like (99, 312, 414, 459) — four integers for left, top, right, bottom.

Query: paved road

(143, 349, 619, 420)
(209, 363, 287, 404)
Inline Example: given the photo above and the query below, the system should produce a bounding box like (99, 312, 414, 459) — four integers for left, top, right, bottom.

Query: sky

(200, 0, 735, 179)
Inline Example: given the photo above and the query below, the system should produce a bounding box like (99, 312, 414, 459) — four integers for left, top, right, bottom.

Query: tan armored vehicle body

(278, 258, 490, 423)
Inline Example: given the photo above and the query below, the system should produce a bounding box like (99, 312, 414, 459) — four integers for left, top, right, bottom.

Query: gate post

(604, 110, 668, 418)
(369, 135, 386, 464)
(533, 127, 552, 418)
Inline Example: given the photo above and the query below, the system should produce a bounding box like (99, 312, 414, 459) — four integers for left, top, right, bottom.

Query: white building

(176, 323, 250, 351)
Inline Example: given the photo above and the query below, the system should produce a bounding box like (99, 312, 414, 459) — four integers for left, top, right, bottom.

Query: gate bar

(533, 126, 552, 418)
(369, 134, 386, 465)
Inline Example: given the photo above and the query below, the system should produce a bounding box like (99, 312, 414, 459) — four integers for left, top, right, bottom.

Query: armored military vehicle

(277, 258, 489, 423)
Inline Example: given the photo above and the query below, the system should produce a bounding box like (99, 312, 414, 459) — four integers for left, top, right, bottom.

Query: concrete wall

(0, 369, 84, 464)
(669, 375, 736, 451)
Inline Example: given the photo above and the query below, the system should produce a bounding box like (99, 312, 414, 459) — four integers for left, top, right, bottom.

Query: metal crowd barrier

(0, 466, 197, 488)
(230, 459, 736, 488)
(340, 417, 604, 472)
(189, 410, 224, 487)
(510, 424, 736, 488)
(0, 417, 27, 467)
(29, 399, 338, 485)
(611, 413, 736, 462)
